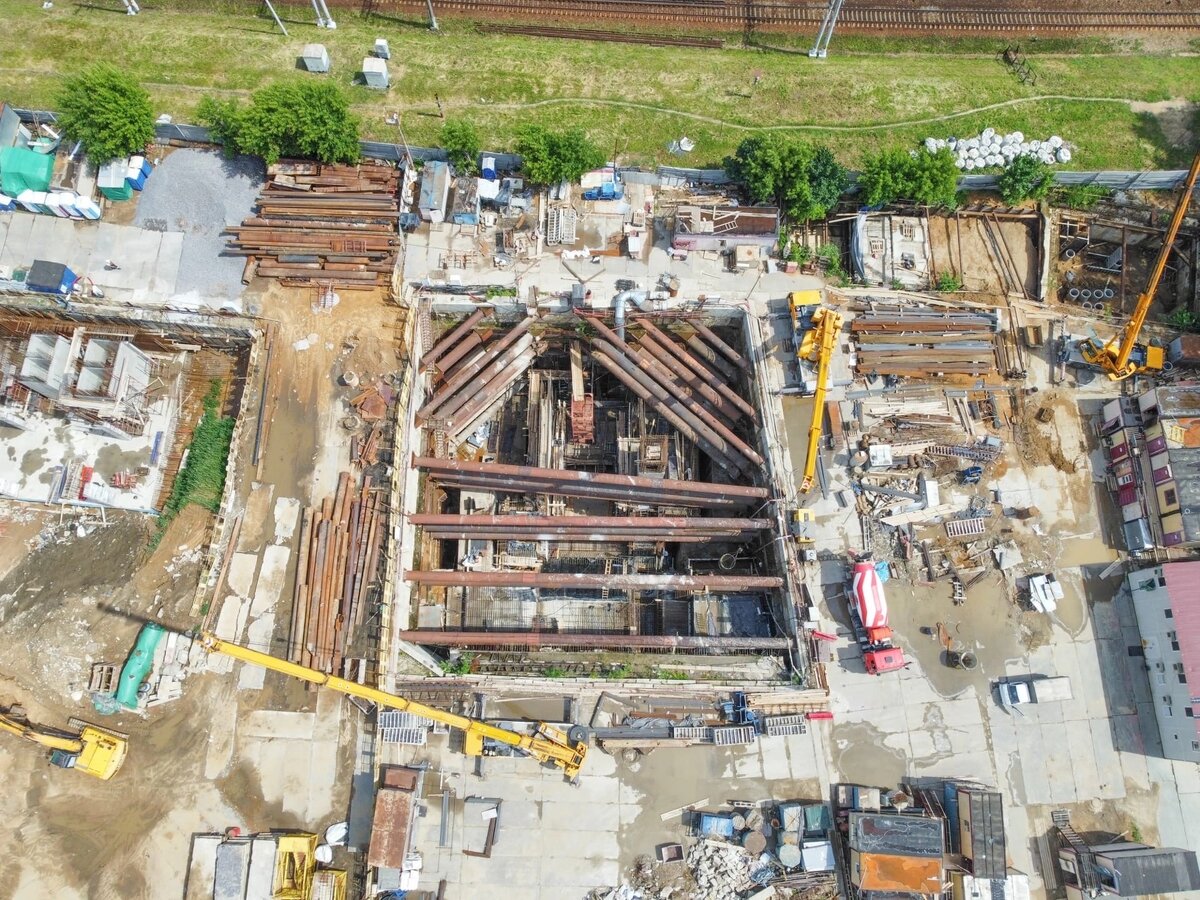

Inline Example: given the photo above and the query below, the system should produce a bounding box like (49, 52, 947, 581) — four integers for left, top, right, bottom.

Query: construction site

(1, 110, 1200, 900)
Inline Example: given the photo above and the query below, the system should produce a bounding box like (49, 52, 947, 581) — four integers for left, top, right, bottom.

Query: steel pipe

(423, 307, 488, 366)
(445, 345, 538, 437)
(436, 333, 536, 423)
(411, 515, 770, 529)
(686, 333, 738, 382)
(434, 330, 483, 376)
(426, 475, 749, 508)
(398, 631, 791, 650)
(633, 339, 743, 424)
(638, 319, 758, 421)
(412, 457, 768, 499)
(417, 316, 532, 420)
(693, 321, 751, 372)
(404, 571, 783, 590)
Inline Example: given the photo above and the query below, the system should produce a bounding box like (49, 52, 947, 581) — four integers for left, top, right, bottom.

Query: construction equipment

(199, 633, 588, 781)
(848, 562, 906, 675)
(1078, 152, 1200, 380)
(789, 293, 843, 493)
(0, 706, 127, 779)
(960, 466, 983, 485)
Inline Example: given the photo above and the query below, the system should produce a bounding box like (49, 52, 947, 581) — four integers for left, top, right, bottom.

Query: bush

(997, 154, 1054, 205)
(725, 135, 848, 222)
(55, 65, 155, 164)
(515, 125, 605, 185)
(1052, 183, 1111, 210)
(936, 272, 963, 292)
(198, 81, 360, 165)
(441, 119, 480, 174)
(858, 147, 959, 208)
(441, 653, 474, 675)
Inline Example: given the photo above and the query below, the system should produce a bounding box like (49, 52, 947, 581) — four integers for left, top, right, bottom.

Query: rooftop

(850, 811, 945, 894)
(961, 788, 1007, 880)
(1092, 844, 1200, 896)
(1162, 561, 1200, 727)
(674, 204, 780, 237)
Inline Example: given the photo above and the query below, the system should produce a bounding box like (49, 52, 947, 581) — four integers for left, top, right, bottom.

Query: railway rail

(482, 23, 724, 47)
(365, 0, 1200, 33)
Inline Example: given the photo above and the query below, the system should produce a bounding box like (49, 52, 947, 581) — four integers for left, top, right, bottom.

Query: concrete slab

(226, 552, 259, 599)
(240, 709, 315, 741)
(248, 544, 289, 618)
(237, 612, 274, 690)
(272, 497, 301, 543)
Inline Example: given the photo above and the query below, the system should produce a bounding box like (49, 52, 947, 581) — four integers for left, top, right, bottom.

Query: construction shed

(419, 160, 451, 224)
(848, 811, 945, 896)
(672, 205, 780, 252)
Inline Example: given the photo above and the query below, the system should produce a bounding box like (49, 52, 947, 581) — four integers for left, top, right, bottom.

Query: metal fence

(10, 107, 1191, 192)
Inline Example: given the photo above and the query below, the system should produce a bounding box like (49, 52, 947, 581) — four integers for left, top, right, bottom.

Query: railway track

(482, 23, 724, 46)
(371, 0, 1200, 33)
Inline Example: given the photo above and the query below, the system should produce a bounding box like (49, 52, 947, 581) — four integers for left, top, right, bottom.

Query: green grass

(163, 380, 234, 519)
(0, 0, 1196, 167)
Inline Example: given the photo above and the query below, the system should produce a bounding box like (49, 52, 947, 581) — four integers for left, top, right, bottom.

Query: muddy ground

(0, 279, 404, 899)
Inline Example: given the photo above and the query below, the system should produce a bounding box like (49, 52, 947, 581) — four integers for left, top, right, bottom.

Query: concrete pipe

(1067, 288, 1080, 300)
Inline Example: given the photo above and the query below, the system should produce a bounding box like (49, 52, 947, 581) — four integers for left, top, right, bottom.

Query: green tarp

(0, 146, 54, 195)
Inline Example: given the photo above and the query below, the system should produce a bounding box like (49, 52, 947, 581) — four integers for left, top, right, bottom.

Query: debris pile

(686, 840, 754, 899)
(226, 161, 400, 290)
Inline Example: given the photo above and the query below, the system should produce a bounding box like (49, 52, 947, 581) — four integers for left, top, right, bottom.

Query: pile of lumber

(288, 472, 388, 674)
(851, 308, 999, 377)
(227, 161, 401, 291)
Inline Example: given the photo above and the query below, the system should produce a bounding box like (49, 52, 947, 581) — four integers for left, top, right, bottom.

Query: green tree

(857, 148, 958, 208)
(441, 119, 480, 174)
(198, 80, 360, 165)
(515, 125, 605, 185)
(725, 136, 846, 221)
(55, 64, 155, 164)
(997, 154, 1054, 205)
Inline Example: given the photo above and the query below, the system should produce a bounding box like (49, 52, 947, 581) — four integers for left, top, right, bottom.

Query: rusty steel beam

(424, 307, 488, 366)
(434, 330, 483, 376)
(435, 333, 536, 424)
(416, 316, 532, 420)
(413, 457, 768, 498)
(398, 631, 791, 650)
(637, 319, 758, 422)
(686, 333, 738, 382)
(426, 475, 749, 508)
(694, 322, 751, 372)
(445, 345, 538, 437)
(633, 339, 742, 425)
(405, 571, 783, 590)
(422, 531, 750, 543)
(410, 514, 769, 529)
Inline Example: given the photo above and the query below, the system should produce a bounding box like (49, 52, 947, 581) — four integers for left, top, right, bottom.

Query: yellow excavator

(1078, 152, 1200, 380)
(789, 292, 843, 493)
(0, 706, 128, 780)
(200, 633, 588, 782)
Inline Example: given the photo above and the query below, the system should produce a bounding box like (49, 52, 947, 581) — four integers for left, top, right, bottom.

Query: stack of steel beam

(850, 308, 999, 377)
(403, 571, 783, 590)
(225, 161, 400, 290)
(413, 457, 770, 508)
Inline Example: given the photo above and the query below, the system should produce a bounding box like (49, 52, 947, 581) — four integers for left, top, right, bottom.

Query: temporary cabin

(98, 159, 134, 201)
(419, 161, 450, 223)
(301, 44, 331, 73)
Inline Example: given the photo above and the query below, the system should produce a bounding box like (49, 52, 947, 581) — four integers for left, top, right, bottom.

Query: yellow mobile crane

(789, 292, 843, 493)
(0, 707, 128, 780)
(1079, 152, 1200, 380)
(200, 634, 588, 781)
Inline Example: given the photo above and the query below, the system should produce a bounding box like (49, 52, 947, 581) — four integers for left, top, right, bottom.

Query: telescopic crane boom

(200, 634, 588, 781)
(789, 294, 842, 493)
(1079, 152, 1200, 380)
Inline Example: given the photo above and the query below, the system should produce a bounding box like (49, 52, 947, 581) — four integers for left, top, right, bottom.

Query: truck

(995, 675, 1073, 713)
(848, 561, 906, 675)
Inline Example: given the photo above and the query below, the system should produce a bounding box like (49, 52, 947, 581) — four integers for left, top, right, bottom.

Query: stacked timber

(288, 472, 388, 673)
(850, 308, 999, 377)
(226, 161, 401, 291)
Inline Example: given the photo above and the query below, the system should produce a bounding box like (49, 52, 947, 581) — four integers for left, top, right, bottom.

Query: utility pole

(263, 0, 289, 35)
(426, 0, 440, 31)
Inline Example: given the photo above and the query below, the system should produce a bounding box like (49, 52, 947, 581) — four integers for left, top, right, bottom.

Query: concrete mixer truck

(848, 561, 906, 675)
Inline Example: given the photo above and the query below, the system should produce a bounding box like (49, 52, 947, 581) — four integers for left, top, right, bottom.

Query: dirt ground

(0, 277, 404, 899)
(929, 214, 1039, 298)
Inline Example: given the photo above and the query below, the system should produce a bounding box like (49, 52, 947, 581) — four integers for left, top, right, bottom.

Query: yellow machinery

(0, 707, 127, 780)
(1079, 152, 1200, 380)
(200, 634, 588, 781)
(789, 292, 843, 493)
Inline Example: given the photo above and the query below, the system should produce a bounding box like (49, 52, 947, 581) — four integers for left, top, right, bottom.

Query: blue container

(0, 193, 14, 212)
(26, 259, 77, 295)
(125, 165, 148, 191)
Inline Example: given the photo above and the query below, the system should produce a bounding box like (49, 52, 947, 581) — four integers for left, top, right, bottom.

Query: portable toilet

(125, 155, 150, 191)
(481, 156, 497, 180)
(98, 159, 133, 201)
(301, 44, 331, 73)
(49, 191, 82, 218)
(41, 193, 70, 217)
(26, 259, 78, 296)
(362, 57, 388, 89)
(374, 38, 390, 59)
(17, 190, 49, 213)
(75, 196, 102, 220)
(0, 193, 14, 212)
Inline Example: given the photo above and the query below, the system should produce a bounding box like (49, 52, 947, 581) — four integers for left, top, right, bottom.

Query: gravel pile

(135, 148, 264, 305)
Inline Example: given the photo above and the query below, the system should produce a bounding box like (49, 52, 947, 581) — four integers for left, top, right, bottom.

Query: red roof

(1163, 562, 1200, 731)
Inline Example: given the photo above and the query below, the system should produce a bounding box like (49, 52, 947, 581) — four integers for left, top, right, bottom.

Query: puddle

(831, 720, 907, 786)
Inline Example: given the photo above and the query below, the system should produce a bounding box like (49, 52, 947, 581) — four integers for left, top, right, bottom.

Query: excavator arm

(200, 634, 587, 781)
(0, 711, 127, 779)
(796, 304, 843, 493)
(1080, 152, 1200, 380)
(0, 712, 83, 752)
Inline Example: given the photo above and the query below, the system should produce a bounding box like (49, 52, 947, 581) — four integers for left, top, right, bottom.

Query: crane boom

(200, 634, 587, 781)
(1081, 152, 1200, 380)
(789, 294, 843, 494)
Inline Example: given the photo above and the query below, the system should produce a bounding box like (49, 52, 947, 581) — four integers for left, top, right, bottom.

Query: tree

(857, 147, 958, 208)
(441, 119, 480, 174)
(55, 64, 155, 164)
(514, 125, 605, 185)
(725, 136, 847, 222)
(198, 80, 360, 165)
(998, 154, 1054, 205)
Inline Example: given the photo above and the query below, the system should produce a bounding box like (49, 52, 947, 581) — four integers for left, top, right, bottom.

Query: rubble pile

(686, 840, 754, 899)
